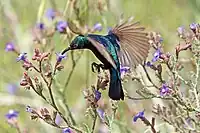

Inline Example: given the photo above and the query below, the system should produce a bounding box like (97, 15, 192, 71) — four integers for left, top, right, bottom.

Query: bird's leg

(91, 62, 105, 73)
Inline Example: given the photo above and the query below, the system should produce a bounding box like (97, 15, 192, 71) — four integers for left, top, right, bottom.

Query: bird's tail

(108, 68, 124, 100)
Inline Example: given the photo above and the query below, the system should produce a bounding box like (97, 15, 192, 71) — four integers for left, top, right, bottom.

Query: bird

(61, 18, 150, 100)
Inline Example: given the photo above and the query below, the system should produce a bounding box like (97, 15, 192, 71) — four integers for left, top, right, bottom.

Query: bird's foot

(91, 62, 105, 73)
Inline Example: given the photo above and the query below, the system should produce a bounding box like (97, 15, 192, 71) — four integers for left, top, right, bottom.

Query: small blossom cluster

(160, 83, 171, 96)
(83, 71, 115, 127)
(32, 8, 103, 44)
(133, 110, 145, 122)
(133, 110, 156, 131)
(120, 65, 130, 79)
(5, 109, 20, 129)
(15, 49, 67, 105)
(26, 105, 72, 133)
(83, 87, 102, 108)
(26, 106, 65, 128)
(20, 72, 33, 87)
(175, 23, 200, 58)
(96, 71, 109, 90)
(32, 48, 50, 62)
(45, 8, 68, 33)
(148, 33, 171, 65)
(82, 72, 110, 109)
(5, 42, 16, 52)
(5, 110, 19, 120)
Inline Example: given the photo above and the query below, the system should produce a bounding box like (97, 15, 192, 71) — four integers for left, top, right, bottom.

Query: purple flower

(120, 66, 130, 73)
(46, 8, 56, 20)
(56, 21, 68, 33)
(190, 23, 198, 30)
(16, 53, 27, 62)
(146, 61, 153, 67)
(26, 105, 33, 113)
(97, 108, 105, 121)
(152, 48, 162, 62)
(120, 66, 130, 78)
(36, 22, 45, 30)
(55, 114, 62, 125)
(5, 42, 15, 52)
(56, 52, 67, 62)
(95, 90, 101, 101)
(160, 83, 170, 96)
(133, 110, 145, 122)
(62, 128, 71, 133)
(6, 83, 18, 95)
(5, 110, 19, 119)
(177, 26, 185, 35)
(93, 23, 102, 32)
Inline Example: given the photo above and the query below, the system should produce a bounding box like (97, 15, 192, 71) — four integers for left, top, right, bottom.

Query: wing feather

(118, 21, 141, 30)
(120, 49, 132, 66)
(111, 18, 150, 68)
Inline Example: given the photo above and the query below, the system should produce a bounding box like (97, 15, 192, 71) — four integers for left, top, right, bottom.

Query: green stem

(126, 95, 172, 100)
(15, 122, 21, 133)
(63, 96, 76, 125)
(194, 58, 200, 109)
(63, 51, 83, 92)
(63, 0, 70, 17)
(142, 63, 159, 89)
(86, 51, 90, 88)
(91, 111, 97, 133)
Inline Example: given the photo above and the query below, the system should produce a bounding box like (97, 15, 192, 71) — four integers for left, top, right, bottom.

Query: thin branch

(15, 123, 21, 133)
(48, 62, 57, 89)
(30, 84, 47, 101)
(91, 111, 97, 133)
(62, 95, 76, 125)
(35, 59, 83, 132)
(63, 51, 83, 93)
(142, 63, 159, 89)
(193, 58, 200, 109)
(39, 58, 57, 109)
(126, 95, 173, 100)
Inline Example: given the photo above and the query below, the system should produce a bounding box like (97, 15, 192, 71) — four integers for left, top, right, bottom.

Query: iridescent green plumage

(62, 19, 150, 100)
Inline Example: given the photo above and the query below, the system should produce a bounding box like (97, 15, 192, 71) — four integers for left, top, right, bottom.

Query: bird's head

(61, 35, 85, 55)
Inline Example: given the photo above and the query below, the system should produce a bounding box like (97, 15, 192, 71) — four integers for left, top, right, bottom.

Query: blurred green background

(0, 0, 199, 132)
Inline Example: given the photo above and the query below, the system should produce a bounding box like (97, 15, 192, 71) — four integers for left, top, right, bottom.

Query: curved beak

(61, 47, 71, 55)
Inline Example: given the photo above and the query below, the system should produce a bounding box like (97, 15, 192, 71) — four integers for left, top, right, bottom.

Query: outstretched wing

(87, 37, 117, 69)
(111, 18, 150, 68)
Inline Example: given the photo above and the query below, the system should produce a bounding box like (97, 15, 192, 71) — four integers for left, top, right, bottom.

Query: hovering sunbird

(62, 18, 150, 100)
